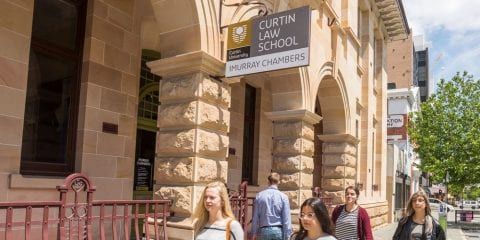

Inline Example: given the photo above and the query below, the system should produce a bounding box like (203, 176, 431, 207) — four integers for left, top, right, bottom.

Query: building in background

(413, 35, 430, 101)
(386, 29, 432, 222)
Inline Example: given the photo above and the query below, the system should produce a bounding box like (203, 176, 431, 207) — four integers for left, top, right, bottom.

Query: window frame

(20, 0, 88, 176)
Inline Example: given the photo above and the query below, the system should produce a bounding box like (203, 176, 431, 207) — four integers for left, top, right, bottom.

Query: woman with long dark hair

(291, 198, 337, 240)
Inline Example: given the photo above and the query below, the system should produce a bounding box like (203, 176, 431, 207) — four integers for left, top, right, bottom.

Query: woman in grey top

(193, 181, 244, 240)
(291, 198, 337, 240)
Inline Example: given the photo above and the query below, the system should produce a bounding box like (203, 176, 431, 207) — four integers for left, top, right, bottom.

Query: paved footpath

(373, 221, 468, 240)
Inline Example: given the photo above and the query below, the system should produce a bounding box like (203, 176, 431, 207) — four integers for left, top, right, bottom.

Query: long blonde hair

(192, 182, 235, 233)
(406, 190, 434, 234)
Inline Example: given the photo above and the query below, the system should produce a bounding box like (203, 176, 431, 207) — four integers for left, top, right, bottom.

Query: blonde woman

(392, 190, 445, 240)
(193, 181, 244, 240)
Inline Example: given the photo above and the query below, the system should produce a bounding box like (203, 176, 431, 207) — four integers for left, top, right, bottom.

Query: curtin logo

(232, 25, 248, 44)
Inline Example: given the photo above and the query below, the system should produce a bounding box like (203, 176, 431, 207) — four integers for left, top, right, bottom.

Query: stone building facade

(0, 0, 408, 238)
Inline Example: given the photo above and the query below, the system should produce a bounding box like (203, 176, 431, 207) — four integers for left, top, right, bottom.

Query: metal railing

(0, 173, 171, 240)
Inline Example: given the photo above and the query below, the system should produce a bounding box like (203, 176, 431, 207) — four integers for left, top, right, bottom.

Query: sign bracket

(219, 0, 270, 30)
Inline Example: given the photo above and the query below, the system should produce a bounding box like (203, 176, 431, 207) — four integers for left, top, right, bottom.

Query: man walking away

(251, 172, 292, 240)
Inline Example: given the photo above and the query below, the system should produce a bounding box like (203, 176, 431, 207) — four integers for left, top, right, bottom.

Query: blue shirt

(251, 185, 292, 239)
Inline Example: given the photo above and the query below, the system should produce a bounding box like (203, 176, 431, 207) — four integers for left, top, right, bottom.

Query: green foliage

(408, 72, 480, 190)
(465, 185, 480, 200)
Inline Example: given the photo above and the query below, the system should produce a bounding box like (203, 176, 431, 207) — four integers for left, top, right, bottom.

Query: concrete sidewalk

(373, 221, 467, 240)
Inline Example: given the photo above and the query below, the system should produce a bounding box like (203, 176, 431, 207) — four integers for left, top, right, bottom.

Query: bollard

(438, 203, 447, 234)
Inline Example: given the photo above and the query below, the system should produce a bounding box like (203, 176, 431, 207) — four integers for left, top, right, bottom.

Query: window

(21, 0, 88, 176)
(242, 84, 258, 184)
(418, 81, 426, 87)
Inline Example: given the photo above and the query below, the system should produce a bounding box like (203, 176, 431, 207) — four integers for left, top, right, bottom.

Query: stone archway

(314, 75, 358, 204)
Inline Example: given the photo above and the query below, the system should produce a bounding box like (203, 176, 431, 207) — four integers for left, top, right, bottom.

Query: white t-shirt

(196, 220, 244, 240)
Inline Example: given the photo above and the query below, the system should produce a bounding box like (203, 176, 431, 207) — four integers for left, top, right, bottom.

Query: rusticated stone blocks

(272, 156, 314, 173)
(157, 129, 228, 157)
(322, 166, 356, 178)
(157, 129, 195, 155)
(160, 74, 199, 101)
(273, 121, 314, 140)
(156, 157, 194, 183)
(156, 186, 193, 216)
(273, 138, 314, 156)
(283, 190, 313, 209)
(196, 157, 227, 182)
(279, 172, 313, 190)
(322, 153, 356, 167)
(158, 102, 197, 127)
(323, 142, 357, 155)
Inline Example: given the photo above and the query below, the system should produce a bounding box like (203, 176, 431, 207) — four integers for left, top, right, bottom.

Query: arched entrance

(314, 76, 358, 204)
(133, 50, 161, 200)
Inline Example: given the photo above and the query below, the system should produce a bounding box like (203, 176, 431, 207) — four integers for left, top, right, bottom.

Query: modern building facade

(0, 0, 409, 238)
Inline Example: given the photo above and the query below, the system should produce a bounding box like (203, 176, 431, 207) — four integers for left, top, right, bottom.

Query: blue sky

(403, 0, 480, 88)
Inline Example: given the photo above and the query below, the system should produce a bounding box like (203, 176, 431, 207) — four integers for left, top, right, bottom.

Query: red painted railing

(0, 173, 171, 240)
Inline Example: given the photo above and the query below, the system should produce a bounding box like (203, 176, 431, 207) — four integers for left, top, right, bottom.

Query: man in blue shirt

(251, 172, 292, 240)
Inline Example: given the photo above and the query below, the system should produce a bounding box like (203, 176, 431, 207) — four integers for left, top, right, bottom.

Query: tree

(408, 72, 480, 191)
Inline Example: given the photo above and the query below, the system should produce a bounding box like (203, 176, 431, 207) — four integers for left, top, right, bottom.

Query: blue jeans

(257, 226, 283, 240)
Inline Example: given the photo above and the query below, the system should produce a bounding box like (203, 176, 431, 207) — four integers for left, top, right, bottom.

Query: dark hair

(293, 198, 333, 240)
(345, 186, 360, 204)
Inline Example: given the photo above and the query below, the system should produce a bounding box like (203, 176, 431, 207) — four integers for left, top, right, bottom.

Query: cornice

(317, 133, 360, 144)
(265, 109, 323, 125)
(147, 51, 225, 78)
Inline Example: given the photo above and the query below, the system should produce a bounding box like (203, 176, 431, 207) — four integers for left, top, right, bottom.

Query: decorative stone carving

(156, 157, 194, 183)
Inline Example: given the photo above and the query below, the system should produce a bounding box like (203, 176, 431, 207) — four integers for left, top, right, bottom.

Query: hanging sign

(225, 6, 311, 77)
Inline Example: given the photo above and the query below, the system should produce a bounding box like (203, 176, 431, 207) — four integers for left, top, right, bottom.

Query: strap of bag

(226, 219, 233, 240)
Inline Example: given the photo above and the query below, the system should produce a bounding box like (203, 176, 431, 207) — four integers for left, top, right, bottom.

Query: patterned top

(410, 222, 424, 240)
(335, 207, 359, 240)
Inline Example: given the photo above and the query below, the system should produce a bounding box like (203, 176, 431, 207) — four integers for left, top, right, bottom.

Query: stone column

(265, 110, 322, 219)
(147, 51, 230, 229)
(318, 134, 359, 204)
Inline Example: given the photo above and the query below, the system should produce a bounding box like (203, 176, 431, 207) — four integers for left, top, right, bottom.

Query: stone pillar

(318, 134, 359, 204)
(147, 51, 230, 227)
(265, 110, 322, 219)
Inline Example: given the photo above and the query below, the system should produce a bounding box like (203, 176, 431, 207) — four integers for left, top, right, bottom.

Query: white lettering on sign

(387, 115, 404, 128)
(258, 14, 296, 29)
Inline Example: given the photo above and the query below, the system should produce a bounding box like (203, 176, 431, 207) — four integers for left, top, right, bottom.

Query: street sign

(225, 6, 311, 77)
